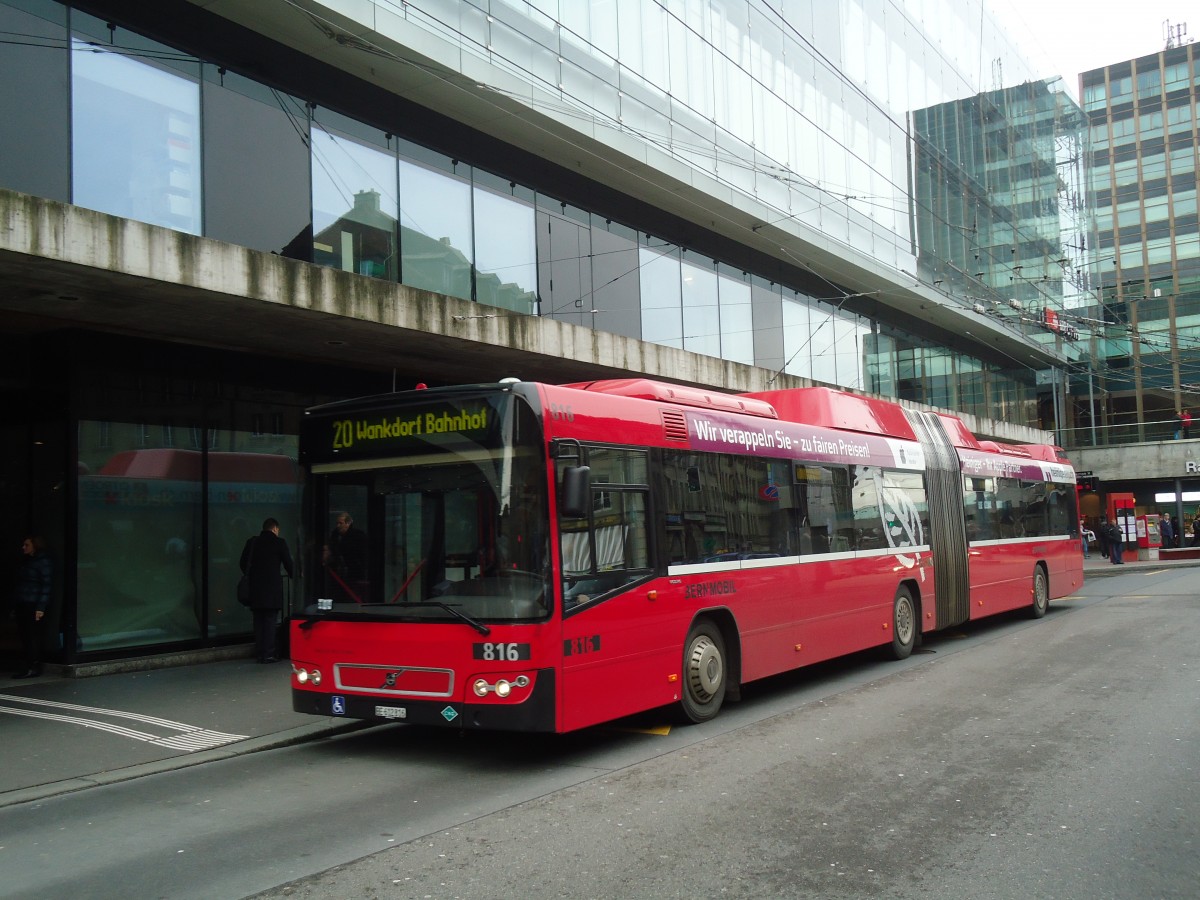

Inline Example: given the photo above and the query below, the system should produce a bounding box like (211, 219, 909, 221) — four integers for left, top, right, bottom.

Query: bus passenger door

(557, 448, 669, 731)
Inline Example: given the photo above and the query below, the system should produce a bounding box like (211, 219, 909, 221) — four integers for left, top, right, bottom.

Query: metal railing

(1059, 417, 1193, 449)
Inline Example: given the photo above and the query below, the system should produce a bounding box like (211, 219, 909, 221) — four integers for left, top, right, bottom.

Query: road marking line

(0, 693, 233, 733)
(0, 696, 248, 751)
(607, 724, 672, 736)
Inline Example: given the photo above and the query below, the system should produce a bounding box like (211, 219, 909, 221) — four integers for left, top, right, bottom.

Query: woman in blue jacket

(13, 535, 52, 678)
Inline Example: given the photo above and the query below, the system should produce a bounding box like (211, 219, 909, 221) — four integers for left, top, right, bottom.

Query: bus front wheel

(680, 620, 726, 723)
(889, 586, 917, 660)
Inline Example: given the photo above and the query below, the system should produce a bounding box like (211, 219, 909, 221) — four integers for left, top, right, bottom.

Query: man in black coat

(323, 511, 369, 603)
(240, 517, 295, 663)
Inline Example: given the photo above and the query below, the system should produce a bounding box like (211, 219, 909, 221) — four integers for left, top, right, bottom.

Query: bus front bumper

(291, 667, 557, 732)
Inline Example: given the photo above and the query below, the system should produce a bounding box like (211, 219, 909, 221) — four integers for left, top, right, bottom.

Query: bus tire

(1029, 565, 1049, 619)
(680, 620, 726, 723)
(889, 586, 917, 660)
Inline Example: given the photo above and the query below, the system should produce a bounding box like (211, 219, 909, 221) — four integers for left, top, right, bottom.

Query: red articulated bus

(290, 377, 1082, 732)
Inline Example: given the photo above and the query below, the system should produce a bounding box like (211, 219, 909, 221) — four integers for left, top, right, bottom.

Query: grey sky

(996, 0, 1193, 89)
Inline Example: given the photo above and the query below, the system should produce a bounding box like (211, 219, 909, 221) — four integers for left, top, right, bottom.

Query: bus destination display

(304, 399, 499, 462)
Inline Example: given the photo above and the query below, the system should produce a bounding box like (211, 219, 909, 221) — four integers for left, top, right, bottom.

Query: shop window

(75, 420, 302, 652)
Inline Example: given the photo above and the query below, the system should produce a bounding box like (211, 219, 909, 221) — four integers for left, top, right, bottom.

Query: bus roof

(566, 378, 779, 419)
(563, 380, 998, 450)
(741, 386, 922, 442)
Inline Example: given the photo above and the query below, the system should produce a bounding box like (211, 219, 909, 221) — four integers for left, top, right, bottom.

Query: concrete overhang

(1070, 442, 1200, 484)
(0, 188, 1049, 446)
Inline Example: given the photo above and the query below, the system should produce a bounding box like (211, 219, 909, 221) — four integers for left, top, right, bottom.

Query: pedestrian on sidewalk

(1160, 512, 1176, 549)
(12, 535, 52, 678)
(1079, 517, 1090, 558)
(1103, 518, 1125, 565)
(1192, 513, 1200, 548)
(240, 517, 295, 663)
(1098, 514, 1111, 559)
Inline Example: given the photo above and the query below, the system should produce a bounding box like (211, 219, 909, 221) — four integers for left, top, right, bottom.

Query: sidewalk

(1082, 549, 1200, 577)
(0, 652, 369, 809)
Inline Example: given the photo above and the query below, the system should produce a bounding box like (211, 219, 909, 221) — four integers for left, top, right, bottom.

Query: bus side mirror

(559, 466, 591, 519)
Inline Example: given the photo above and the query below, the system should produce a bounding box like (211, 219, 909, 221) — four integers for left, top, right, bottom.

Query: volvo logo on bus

(381, 670, 406, 689)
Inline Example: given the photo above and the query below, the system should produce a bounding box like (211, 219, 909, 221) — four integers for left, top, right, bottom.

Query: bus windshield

(305, 391, 550, 623)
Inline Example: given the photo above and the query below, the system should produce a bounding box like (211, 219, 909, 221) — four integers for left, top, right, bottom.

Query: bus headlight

(471, 675, 530, 697)
(294, 667, 322, 686)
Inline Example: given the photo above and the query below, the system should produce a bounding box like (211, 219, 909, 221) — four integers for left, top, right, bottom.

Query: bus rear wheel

(1029, 566, 1049, 619)
(889, 586, 917, 660)
(680, 620, 726, 723)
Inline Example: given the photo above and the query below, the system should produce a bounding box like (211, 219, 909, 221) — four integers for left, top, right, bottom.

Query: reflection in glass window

(782, 295, 813, 377)
(852, 468, 927, 550)
(208, 433, 302, 636)
(640, 245, 683, 348)
(963, 476, 996, 542)
(399, 156, 472, 301)
(833, 312, 868, 390)
(76, 424, 301, 650)
(71, 39, 200, 233)
(987, 476, 1078, 539)
(794, 463, 854, 554)
(682, 258, 720, 357)
(558, 447, 650, 608)
(809, 305, 839, 385)
(718, 270, 754, 365)
(202, 70, 312, 256)
(660, 450, 794, 564)
(591, 222, 642, 338)
(77, 421, 202, 649)
(585, 446, 648, 487)
(537, 203, 591, 325)
(560, 489, 650, 608)
(311, 129, 397, 280)
(474, 184, 538, 314)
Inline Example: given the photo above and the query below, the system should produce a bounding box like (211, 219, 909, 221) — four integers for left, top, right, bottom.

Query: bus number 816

(473, 642, 531, 661)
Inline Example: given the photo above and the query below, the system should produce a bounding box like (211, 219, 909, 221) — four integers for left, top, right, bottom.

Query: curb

(1084, 558, 1200, 578)
(0, 718, 377, 809)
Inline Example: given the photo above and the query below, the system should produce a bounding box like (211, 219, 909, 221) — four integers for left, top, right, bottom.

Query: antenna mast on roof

(1164, 20, 1191, 50)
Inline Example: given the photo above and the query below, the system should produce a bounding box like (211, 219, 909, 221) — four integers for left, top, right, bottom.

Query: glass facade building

(1078, 44, 1200, 443)
(0, 0, 1087, 661)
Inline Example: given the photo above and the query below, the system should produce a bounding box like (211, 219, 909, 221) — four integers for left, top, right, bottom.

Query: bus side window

(559, 448, 651, 608)
(797, 523, 813, 556)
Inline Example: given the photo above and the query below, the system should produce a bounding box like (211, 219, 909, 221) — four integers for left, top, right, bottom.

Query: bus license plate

(375, 705, 407, 720)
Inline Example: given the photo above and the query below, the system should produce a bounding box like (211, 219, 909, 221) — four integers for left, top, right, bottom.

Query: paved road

(255, 567, 1199, 900)
(3, 568, 1196, 899)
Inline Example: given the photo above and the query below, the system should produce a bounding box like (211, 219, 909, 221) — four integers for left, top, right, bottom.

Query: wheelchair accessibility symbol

(331, 696, 346, 716)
